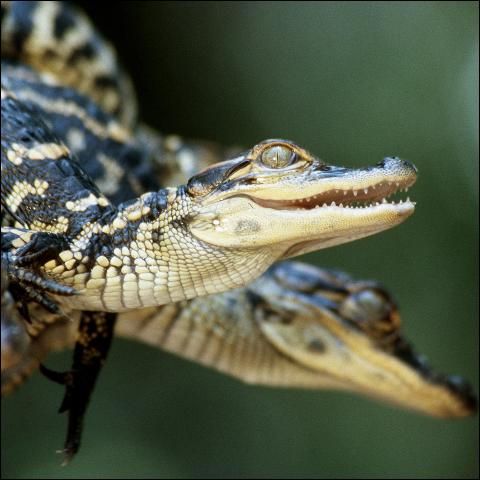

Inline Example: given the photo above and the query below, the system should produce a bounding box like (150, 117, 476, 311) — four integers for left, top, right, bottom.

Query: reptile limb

(40, 311, 116, 464)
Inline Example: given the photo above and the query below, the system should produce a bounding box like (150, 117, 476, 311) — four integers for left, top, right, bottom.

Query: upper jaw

(192, 155, 418, 216)
(186, 134, 418, 211)
(240, 156, 418, 209)
(187, 154, 418, 253)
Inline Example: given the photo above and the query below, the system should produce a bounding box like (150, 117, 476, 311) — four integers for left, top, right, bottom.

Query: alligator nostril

(380, 157, 418, 174)
(383, 156, 400, 164)
(402, 159, 418, 173)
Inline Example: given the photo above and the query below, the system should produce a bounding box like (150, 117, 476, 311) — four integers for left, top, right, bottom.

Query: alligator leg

(2, 229, 76, 315)
(40, 311, 116, 464)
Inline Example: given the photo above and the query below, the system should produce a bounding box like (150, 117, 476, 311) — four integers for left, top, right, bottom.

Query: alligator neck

(57, 186, 278, 311)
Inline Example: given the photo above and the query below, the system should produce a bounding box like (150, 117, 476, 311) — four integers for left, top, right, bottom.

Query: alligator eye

(260, 145, 296, 168)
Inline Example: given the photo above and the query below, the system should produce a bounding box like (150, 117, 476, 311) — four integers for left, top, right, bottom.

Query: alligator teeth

(343, 191, 347, 195)
(364, 188, 368, 194)
(353, 191, 358, 196)
(331, 201, 336, 206)
(382, 198, 387, 204)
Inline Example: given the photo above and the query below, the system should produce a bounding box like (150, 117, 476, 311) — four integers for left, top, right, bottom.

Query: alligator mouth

(249, 177, 415, 210)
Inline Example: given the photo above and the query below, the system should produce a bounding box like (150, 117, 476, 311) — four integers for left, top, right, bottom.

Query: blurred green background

(2, 2, 478, 478)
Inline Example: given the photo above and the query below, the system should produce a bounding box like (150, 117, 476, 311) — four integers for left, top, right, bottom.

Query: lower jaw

(284, 238, 338, 258)
(282, 206, 415, 258)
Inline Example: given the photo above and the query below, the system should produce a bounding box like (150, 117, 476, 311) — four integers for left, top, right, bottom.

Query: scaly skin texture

(2, 262, 476, 418)
(1, 0, 137, 127)
(1, 16, 418, 312)
(2, 77, 417, 311)
(1, 0, 475, 465)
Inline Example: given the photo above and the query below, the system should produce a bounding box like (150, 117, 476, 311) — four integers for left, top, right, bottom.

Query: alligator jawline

(248, 180, 414, 210)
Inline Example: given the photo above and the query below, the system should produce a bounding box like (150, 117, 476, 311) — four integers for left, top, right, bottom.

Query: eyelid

(260, 159, 308, 172)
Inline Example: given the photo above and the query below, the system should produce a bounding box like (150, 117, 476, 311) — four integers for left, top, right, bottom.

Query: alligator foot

(40, 311, 116, 464)
(2, 230, 76, 317)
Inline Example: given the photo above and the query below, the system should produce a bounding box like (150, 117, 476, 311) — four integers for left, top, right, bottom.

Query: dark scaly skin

(1, 88, 476, 443)
(0, 58, 240, 459)
(1, 82, 119, 460)
(1, 1, 151, 461)
(40, 311, 116, 464)
(1, 0, 476, 464)
(1, 0, 137, 127)
(0, 17, 416, 462)
(0, 3, 231, 459)
(0, 26, 234, 458)
(1, 62, 418, 315)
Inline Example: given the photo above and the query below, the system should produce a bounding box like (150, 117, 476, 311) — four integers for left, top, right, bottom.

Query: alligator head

(249, 262, 476, 418)
(187, 139, 417, 258)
